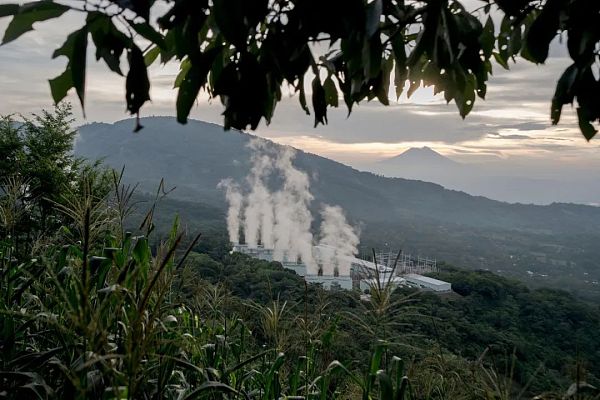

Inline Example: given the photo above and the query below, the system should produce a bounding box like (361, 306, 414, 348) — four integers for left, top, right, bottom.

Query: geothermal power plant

(220, 140, 450, 292)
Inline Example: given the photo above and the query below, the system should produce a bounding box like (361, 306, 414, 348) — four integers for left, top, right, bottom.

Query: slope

(75, 117, 600, 299)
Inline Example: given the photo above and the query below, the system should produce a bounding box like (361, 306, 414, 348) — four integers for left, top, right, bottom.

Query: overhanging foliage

(0, 0, 599, 138)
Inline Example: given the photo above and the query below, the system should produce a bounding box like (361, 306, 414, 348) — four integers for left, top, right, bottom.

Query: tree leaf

(479, 16, 495, 59)
(48, 27, 88, 111)
(522, 0, 561, 64)
(0, 4, 19, 18)
(144, 46, 161, 67)
(376, 56, 393, 105)
(176, 47, 222, 124)
(391, 33, 407, 99)
(126, 46, 151, 117)
(109, 0, 153, 21)
(454, 73, 476, 118)
(365, 0, 382, 38)
(213, 0, 245, 47)
(577, 107, 597, 141)
(132, 22, 167, 50)
(48, 69, 72, 105)
(2, 1, 69, 45)
(174, 58, 191, 88)
(298, 77, 310, 115)
(87, 13, 130, 75)
(550, 64, 578, 125)
(323, 76, 339, 108)
(312, 76, 327, 127)
(492, 52, 509, 70)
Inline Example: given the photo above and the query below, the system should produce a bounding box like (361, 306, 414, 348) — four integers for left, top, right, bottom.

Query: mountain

(378, 146, 459, 168)
(373, 147, 463, 192)
(369, 147, 600, 205)
(75, 117, 600, 300)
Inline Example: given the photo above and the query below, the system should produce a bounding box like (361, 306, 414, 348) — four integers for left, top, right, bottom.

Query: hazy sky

(1, 6, 599, 174)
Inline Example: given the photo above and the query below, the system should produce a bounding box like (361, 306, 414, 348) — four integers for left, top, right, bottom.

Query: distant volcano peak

(382, 147, 458, 165)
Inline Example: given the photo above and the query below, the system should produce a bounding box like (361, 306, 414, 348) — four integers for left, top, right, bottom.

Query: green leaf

(376, 56, 393, 105)
(174, 58, 191, 88)
(391, 34, 407, 99)
(550, 64, 578, 125)
(397, 376, 410, 399)
(312, 76, 327, 127)
(508, 23, 522, 57)
(497, 15, 511, 65)
(132, 22, 167, 50)
(48, 27, 88, 110)
(177, 48, 221, 124)
(132, 237, 150, 268)
(577, 107, 597, 141)
(144, 46, 161, 67)
(298, 77, 310, 115)
(87, 13, 130, 75)
(492, 51, 509, 70)
(213, 0, 245, 46)
(454, 73, 476, 118)
(126, 45, 151, 117)
(522, 0, 561, 63)
(0, 4, 19, 18)
(2, 1, 69, 45)
(365, 0, 382, 37)
(479, 16, 495, 59)
(113, 0, 153, 21)
(48, 69, 72, 106)
(323, 76, 339, 108)
(377, 370, 394, 400)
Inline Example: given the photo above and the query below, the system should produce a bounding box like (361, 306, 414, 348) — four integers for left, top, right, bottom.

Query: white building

(359, 276, 406, 292)
(404, 274, 451, 292)
(232, 243, 452, 294)
(305, 275, 353, 290)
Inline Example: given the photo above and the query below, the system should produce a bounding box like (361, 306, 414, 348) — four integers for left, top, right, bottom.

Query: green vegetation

(75, 117, 600, 301)
(2, 107, 600, 398)
(184, 251, 600, 396)
(1, 0, 599, 138)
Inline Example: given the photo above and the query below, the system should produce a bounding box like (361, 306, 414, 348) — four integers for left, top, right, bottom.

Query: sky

(1, 5, 599, 204)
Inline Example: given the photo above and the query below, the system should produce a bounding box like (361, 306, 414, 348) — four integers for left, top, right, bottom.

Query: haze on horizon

(1, 9, 599, 205)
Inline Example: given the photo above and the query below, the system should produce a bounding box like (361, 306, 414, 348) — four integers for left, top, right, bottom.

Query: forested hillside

(183, 251, 600, 395)
(78, 117, 600, 300)
(3, 108, 600, 399)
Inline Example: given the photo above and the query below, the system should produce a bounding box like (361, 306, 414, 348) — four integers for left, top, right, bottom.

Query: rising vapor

(219, 139, 359, 276)
(318, 205, 360, 276)
(216, 179, 243, 244)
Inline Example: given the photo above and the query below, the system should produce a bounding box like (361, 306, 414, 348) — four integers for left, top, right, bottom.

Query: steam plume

(272, 147, 315, 271)
(318, 205, 360, 276)
(244, 142, 274, 247)
(219, 138, 359, 277)
(217, 179, 243, 244)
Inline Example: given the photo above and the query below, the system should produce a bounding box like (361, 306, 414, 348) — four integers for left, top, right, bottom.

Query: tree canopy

(0, 0, 598, 138)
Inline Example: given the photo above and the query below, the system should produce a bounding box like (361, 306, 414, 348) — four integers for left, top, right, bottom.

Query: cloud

(490, 134, 534, 140)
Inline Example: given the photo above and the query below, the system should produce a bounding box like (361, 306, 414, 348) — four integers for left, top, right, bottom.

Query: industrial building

(231, 243, 451, 293)
(404, 274, 452, 292)
(359, 276, 406, 292)
(305, 275, 353, 290)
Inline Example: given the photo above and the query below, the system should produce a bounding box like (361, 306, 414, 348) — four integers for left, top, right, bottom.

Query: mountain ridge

(74, 117, 600, 233)
(74, 116, 600, 299)
(379, 146, 460, 166)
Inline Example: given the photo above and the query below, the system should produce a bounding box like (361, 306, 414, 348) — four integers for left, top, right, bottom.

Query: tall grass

(1, 172, 596, 399)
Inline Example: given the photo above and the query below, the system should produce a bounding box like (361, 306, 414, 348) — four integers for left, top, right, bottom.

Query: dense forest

(2, 107, 600, 399)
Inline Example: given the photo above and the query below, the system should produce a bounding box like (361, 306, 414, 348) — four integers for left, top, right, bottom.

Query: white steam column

(220, 139, 359, 290)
